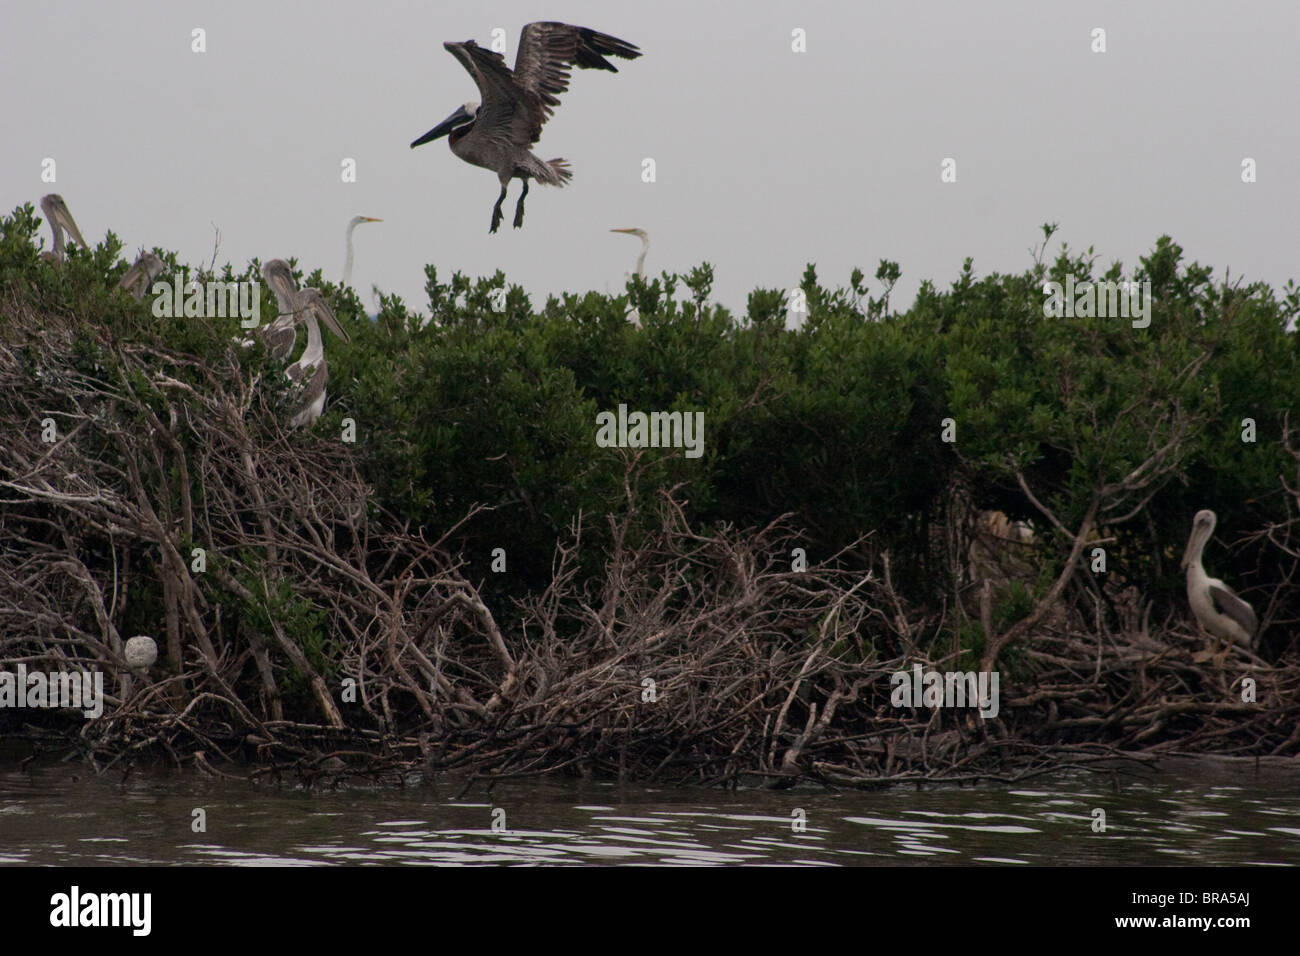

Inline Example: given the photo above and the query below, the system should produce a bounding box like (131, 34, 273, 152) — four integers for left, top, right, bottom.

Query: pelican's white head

(1181, 509, 1218, 571)
(411, 101, 480, 148)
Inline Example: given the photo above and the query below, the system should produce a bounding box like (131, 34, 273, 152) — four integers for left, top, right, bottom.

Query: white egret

(342, 215, 382, 287)
(611, 227, 649, 326)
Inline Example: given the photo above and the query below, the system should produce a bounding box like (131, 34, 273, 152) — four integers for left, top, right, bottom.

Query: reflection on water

(1, 765, 1298, 866)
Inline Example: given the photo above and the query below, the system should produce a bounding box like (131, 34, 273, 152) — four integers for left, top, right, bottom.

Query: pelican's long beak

(411, 106, 471, 148)
(1180, 525, 1202, 571)
(362, 217, 383, 223)
(314, 302, 350, 343)
(611, 228, 638, 234)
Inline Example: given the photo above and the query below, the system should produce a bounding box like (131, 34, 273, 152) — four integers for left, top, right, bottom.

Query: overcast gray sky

(3, 0, 1296, 315)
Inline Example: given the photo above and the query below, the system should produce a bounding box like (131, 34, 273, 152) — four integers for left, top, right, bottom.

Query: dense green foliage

(4, 205, 1298, 654)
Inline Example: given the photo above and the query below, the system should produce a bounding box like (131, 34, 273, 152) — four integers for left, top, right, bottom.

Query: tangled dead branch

(2, 293, 1296, 789)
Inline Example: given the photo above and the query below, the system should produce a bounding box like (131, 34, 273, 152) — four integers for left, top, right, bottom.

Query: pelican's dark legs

(490, 184, 508, 233)
(513, 178, 530, 229)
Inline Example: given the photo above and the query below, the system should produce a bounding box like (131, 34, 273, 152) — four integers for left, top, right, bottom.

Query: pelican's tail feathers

(546, 158, 573, 186)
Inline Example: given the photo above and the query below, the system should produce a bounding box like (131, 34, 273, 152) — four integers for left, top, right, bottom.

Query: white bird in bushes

(611, 227, 649, 326)
(1181, 509, 1258, 655)
(342, 215, 382, 287)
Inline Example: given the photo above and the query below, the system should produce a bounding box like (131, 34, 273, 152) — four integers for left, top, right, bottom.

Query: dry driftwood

(2, 294, 1297, 789)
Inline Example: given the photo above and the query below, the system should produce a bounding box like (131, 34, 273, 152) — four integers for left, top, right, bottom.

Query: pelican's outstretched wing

(512, 22, 641, 143)
(442, 40, 527, 150)
(1208, 584, 1258, 639)
(444, 23, 641, 149)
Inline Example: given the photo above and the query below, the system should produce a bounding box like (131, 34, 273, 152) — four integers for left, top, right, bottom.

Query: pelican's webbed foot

(490, 184, 508, 234)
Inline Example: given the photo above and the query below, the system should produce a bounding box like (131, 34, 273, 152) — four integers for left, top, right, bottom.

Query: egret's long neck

(343, 222, 357, 286)
(634, 242, 648, 278)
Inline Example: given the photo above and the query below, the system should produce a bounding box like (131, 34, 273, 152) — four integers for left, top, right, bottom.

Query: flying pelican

(342, 215, 382, 287)
(39, 194, 88, 261)
(258, 259, 303, 360)
(611, 227, 649, 326)
(118, 251, 166, 301)
(410, 21, 642, 233)
(285, 287, 349, 428)
(1181, 509, 1258, 654)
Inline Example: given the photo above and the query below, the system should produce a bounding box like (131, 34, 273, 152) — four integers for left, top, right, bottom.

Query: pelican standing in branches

(611, 227, 649, 326)
(258, 259, 304, 361)
(285, 287, 349, 428)
(342, 215, 382, 287)
(39, 194, 88, 261)
(1181, 509, 1258, 659)
(118, 251, 166, 301)
(410, 21, 642, 233)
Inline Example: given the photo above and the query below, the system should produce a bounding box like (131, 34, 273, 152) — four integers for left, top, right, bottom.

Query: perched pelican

(410, 21, 641, 233)
(258, 259, 303, 360)
(1181, 509, 1258, 650)
(342, 215, 382, 287)
(118, 251, 166, 301)
(285, 288, 349, 428)
(611, 227, 649, 326)
(39, 194, 88, 261)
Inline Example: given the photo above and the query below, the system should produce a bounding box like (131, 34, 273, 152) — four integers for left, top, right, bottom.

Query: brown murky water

(3, 762, 1299, 865)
